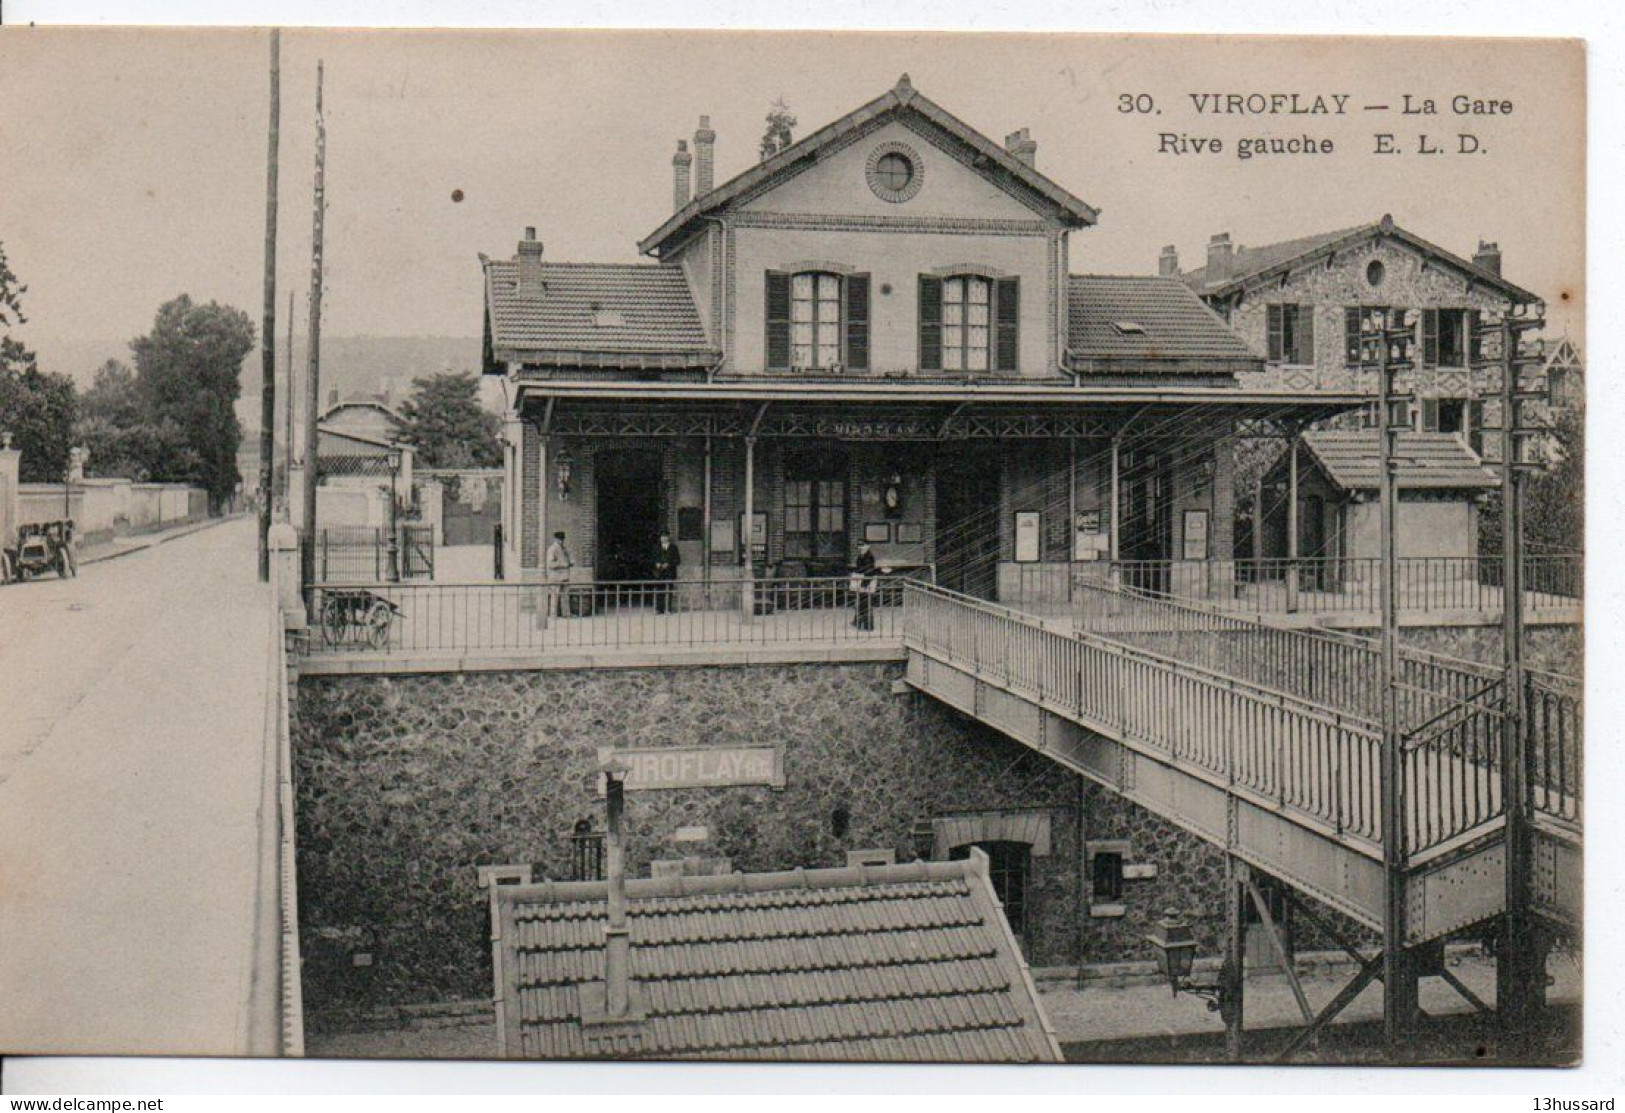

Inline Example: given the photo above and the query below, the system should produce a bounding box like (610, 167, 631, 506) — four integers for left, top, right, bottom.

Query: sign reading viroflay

(597, 746, 786, 793)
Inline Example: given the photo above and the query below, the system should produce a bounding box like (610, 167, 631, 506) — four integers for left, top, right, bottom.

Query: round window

(874, 152, 913, 191)
(1367, 259, 1386, 287)
(866, 141, 925, 202)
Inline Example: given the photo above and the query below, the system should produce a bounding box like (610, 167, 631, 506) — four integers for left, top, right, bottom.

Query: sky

(0, 29, 1585, 389)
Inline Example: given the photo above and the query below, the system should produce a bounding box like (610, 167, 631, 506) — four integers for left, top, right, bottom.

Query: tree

(130, 295, 255, 508)
(396, 371, 502, 469)
(758, 97, 797, 162)
(0, 239, 79, 483)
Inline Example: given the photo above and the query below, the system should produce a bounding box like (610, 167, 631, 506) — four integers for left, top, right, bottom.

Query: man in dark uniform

(653, 532, 681, 614)
(851, 540, 879, 630)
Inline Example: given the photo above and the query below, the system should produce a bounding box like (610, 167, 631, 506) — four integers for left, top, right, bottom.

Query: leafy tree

(758, 97, 797, 162)
(0, 239, 79, 482)
(397, 371, 502, 468)
(129, 294, 255, 508)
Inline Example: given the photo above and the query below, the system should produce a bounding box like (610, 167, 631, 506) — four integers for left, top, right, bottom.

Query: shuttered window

(766, 270, 869, 371)
(921, 274, 1018, 373)
(845, 273, 870, 371)
(1267, 304, 1315, 364)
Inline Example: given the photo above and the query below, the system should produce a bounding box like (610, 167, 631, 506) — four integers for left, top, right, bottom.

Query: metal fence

(1000, 554, 1583, 617)
(1066, 581, 1502, 732)
(305, 574, 916, 655)
(903, 583, 1387, 847)
(314, 524, 435, 583)
(907, 581, 1578, 860)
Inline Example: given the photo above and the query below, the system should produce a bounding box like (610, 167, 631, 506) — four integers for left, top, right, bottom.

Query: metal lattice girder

(316, 454, 398, 478)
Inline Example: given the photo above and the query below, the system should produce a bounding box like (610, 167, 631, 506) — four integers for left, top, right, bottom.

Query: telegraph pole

(256, 29, 281, 580)
(282, 288, 295, 519)
(1377, 308, 1418, 1055)
(1494, 304, 1547, 1038)
(300, 60, 327, 592)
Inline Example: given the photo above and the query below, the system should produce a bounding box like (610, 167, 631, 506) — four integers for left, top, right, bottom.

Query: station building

(482, 75, 1350, 601)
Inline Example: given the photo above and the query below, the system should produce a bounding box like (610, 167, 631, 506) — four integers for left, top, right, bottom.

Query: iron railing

(1067, 581, 1503, 733)
(305, 574, 918, 655)
(908, 581, 1577, 860)
(903, 582, 1387, 847)
(995, 554, 1582, 617)
(1527, 667, 1582, 829)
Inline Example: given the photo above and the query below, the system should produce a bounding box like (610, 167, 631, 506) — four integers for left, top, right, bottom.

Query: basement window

(1091, 851, 1124, 901)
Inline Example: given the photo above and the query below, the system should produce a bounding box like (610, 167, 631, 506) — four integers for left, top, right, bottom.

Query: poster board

(1182, 509, 1210, 561)
(1014, 511, 1041, 563)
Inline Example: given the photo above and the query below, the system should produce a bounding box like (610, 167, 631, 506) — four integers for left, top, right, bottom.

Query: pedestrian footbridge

(900, 581, 1581, 946)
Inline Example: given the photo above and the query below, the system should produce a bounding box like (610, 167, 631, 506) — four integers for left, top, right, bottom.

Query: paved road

(0, 517, 279, 1055)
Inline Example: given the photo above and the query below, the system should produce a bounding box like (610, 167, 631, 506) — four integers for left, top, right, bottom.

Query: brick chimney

(1207, 232, 1234, 278)
(1004, 127, 1037, 168)
(672, 139, 692, 212)
(694, 116, 716, 196)
(516, 226, 546, 299)
(1473, 239, 1503, 276)
(1159, 245, 1180, 277)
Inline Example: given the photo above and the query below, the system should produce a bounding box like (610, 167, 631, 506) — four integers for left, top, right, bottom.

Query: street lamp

(1146, 910, 1229, 1013)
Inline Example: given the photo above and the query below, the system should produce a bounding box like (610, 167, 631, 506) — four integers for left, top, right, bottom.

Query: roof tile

(1300, 430, 1497, 491)
(495, 859, 1060, 1062)
(485, 260, 715, 362)
(1068, 275, 1260, 371)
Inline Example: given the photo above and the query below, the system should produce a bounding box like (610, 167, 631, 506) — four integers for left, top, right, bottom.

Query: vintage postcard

(0, 28, 1584, 1070)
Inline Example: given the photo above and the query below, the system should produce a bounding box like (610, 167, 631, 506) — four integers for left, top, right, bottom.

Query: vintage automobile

(4, 521, 76, 583)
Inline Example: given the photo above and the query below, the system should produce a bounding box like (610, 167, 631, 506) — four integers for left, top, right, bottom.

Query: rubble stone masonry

(293, 662, 1239, 1023)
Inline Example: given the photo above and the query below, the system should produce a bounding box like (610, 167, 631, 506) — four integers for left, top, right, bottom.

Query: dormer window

(765, 270, 870, 372)
(1112, 321, 1147, 336)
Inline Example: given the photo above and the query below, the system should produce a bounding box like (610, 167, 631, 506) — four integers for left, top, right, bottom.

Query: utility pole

(1377, 307, 1418, 1055)
(300, 60, 327, 593)
(256, 29, 281, 581)
(1494, 304, 1547, 1039)
(282, 288, 295, 519)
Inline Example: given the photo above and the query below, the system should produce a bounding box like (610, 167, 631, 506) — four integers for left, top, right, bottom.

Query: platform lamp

(1146, 910, 1227, 1012)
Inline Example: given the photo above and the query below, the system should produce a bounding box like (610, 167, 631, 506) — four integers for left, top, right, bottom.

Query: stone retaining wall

(294, 662, 1254, 1025)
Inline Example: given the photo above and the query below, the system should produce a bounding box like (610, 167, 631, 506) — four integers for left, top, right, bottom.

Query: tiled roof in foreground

(492, 856, 1061, 1062)
(484, 259, 717, 366)
(1067, 275, 1262, 373)
(1301, 429, 1497, 491)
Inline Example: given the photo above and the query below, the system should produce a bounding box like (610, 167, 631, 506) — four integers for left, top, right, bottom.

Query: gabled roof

(1300, 430, 1497, 491)
(321, 398, 403, 424)
(638, 74, 1099, 256)
(1543, 335, 1583, 373)
(491, 856, 1062, 1062)
(1067, 275, 1262, 375)
(483, 259, 719, 369)
(1181, 216, 1540, 304)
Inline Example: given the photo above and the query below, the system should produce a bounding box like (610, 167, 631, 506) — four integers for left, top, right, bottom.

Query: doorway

(595, 448, 664, 585)
(936, 447, 1001, 598)
(950, 840, 1033, 952)
(1120, 458, 1172, 594)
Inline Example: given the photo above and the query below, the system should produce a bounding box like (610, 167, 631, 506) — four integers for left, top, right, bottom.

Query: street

(0, 517, 280, 1054)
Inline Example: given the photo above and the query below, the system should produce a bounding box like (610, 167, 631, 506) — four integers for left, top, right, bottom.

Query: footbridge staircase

(900, 580, 1582, 960)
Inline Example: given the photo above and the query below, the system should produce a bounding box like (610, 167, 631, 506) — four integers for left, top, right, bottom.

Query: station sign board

(597, 745, 786, 793)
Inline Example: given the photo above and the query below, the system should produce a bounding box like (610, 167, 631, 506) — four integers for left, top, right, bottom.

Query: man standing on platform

(653, 531, 681, 614)
(545, 530, 573, 620)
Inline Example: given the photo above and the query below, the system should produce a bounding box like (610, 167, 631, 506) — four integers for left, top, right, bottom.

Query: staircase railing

(904, 582, 1385, 848)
